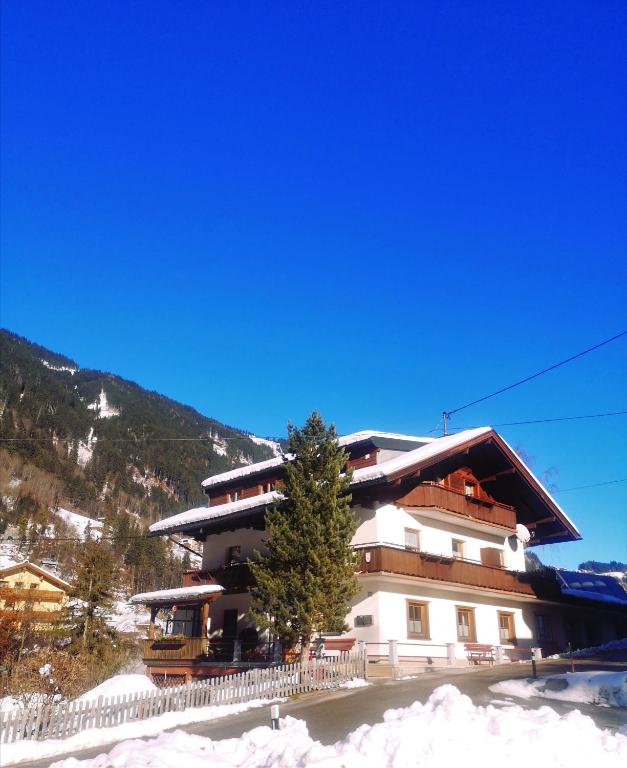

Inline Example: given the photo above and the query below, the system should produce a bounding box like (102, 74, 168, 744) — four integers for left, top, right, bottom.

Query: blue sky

(1, 2, 626, 569)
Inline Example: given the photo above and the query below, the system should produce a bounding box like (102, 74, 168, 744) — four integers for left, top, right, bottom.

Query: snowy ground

(55, 508, 103, 540)
(42, 685, 627, 768)
(490, 670, 627, 708)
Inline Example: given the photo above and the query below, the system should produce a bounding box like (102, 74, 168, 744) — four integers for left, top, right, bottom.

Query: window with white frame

(404, 528, 419, 551)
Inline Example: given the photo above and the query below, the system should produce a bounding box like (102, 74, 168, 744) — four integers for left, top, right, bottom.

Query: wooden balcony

(0, 609, 61, 623)
(358, 545, 534, 595)
(0, 588, 64, 603)
(397, 482, 517, 530)
(182, 565, 253, 593)
(142, 637, 209, 661)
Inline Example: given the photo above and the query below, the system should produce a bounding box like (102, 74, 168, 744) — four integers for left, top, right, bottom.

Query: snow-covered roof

(0, 560, 71, 589)
(153, 426, 580, 540)
(200, 429, 433, 489)
(149, 491, 280, 535)
(130, 584, 224, 605)
(350, 428, 491, 485)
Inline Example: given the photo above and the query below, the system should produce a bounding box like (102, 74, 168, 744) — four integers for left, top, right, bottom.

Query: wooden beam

(200, 601, 210, 637)
(478, 468, 516, 483)
(148, 607, 157, 640)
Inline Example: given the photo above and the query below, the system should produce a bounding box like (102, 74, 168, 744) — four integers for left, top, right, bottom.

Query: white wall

(202, 529, 267, 570)
(346, 578, 535, 659)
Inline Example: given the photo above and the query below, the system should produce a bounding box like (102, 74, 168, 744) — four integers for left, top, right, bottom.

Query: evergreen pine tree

(249, 411, 358, 660)
(61, 540, 119, 658)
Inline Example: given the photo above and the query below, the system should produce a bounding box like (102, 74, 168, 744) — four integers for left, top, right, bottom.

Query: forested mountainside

(0, 329, 279, 589)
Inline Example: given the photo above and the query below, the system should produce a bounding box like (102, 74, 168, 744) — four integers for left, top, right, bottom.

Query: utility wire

(444, 330, 627, 420)
(427, 409, 627, 434)
(4, 408, 626, 442)
(553, 478, 627, 493)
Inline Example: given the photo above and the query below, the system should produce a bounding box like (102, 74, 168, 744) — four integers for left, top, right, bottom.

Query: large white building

(133, 428, 627, 682)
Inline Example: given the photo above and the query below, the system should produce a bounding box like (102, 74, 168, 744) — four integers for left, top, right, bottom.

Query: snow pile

(78, 675, 157, 703)
(2, 699, 280, 766)
(55, 508, 103, 540)
(45, 685, 627, 768)
(339, 678, 370, 689)
(490, 670, 627, 708)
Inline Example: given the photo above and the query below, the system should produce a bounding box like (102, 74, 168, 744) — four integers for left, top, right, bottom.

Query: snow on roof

(200, 429, 434, 489)
(154, 426, 579, 539)
(130, 584, 224, 605)
(556, 570, 627, 605)
(149, 491, 280, 535)
(0, 560, 71, 589)
(350, 427, 491, 485)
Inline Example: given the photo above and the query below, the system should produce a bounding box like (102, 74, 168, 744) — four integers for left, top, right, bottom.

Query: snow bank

(78, 675, 157, 703)
(2, 699, 279, 766)
(490, 671, 627, 708)
(46, 685, 627, 768)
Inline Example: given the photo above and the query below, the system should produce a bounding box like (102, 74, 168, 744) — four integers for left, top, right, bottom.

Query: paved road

(12, 659, 627, 768)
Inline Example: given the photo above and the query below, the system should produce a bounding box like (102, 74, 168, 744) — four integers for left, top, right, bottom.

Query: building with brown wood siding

(132, 428, 627, 683)
(0, 561, 69, 628)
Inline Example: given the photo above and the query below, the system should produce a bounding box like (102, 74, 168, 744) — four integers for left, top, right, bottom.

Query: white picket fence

(0, 652, 366, 745)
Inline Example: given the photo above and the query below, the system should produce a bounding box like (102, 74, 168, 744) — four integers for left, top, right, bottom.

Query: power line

(443, 330, 627, 423)
(428, 409, 627, 434)
(553, 478, 627, 493)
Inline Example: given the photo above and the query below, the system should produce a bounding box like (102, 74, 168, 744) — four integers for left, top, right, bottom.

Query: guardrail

(0, 651, 367, 745)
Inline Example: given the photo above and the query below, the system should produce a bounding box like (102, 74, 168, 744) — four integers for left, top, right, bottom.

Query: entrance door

(223, 609, 238, 638)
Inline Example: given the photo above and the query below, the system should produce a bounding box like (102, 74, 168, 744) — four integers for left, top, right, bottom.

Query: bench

(464, 643, 495, 666)
(309, 637, 356, 659)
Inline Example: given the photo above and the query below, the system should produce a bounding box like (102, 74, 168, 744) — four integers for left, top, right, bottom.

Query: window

(229, 490, 241, 502)
(536, 614, 553, 642)
(452, 539, 464, 559)
(15, 582, 24, 589)
(260, 482, 275, 494)
(167, 607, 196, 638)
(464, 481, 476, 497)
(225, 545, 242, 567)
(497, 612, 516, 645)
(0, 580, 8, 588)
(404, 528, 419, 551)
(29, 584, 39, 590)
(456, 606, 476, 641)
(407, 601, 429, 639)
(355, 615, 373, 627)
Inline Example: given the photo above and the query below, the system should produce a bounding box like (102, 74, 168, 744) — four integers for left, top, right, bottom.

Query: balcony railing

(399, 483, 517, 530)
(0, 589, 64, 603)
(142, 637, 209, 661)
(357, 544, 534, 595)
(182, 564, 253, 593)
(0, 609, 61, 622)
(141, 638, 270, 663)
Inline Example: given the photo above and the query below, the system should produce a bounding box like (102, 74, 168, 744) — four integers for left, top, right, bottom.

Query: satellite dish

(516, 523, 531, 545)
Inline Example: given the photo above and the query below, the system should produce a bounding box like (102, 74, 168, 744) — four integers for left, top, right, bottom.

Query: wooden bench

(464, 643, 495, 666)
(309, 637, 356, 659)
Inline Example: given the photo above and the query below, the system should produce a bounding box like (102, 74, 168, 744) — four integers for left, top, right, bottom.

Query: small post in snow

(270, 704, 280, 730)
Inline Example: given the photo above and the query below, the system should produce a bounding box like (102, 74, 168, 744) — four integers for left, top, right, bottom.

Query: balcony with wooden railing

(397, 483, 517, 531)
(0, 588, 64, 603)
(182, 564, 253, 593)
(357, 544, 535, 595)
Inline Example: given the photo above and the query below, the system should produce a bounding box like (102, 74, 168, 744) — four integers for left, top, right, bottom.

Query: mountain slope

(0, 329, 277, 529)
